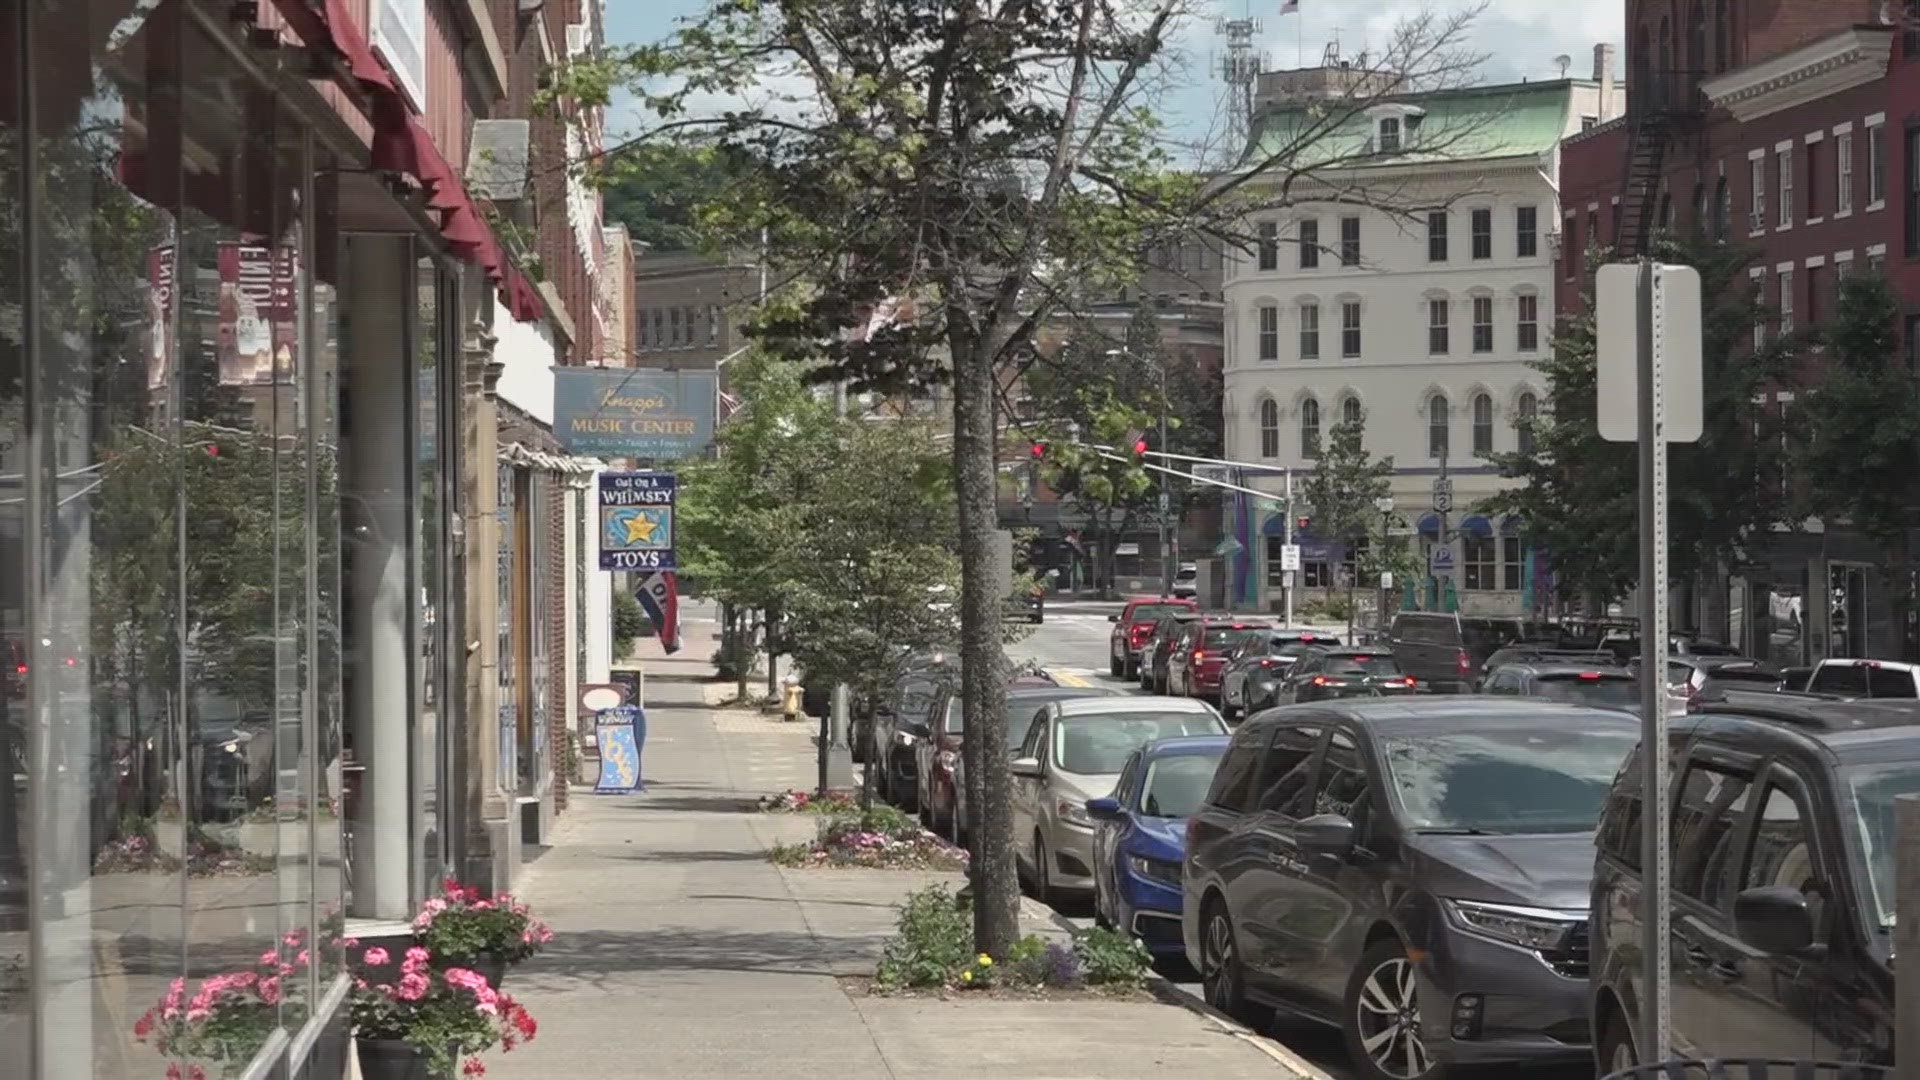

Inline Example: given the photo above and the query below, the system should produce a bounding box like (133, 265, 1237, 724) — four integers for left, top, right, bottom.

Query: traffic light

(1296, 515, 1312, 532)
(1030, 441, 1047, 459)
(1132, 438, 1148, 456)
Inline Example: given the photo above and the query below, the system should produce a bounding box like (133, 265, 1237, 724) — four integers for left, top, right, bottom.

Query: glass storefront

(0, 3, 458, 1076)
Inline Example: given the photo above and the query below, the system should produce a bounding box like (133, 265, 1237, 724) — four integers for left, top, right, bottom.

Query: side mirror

(1733, 885, 1817, 956)
(1296, 813, 1357, 862)
(1010, 756, 1044, 779)
(1086, 796, 1122, 821)
(1108, 614, 1121, 623)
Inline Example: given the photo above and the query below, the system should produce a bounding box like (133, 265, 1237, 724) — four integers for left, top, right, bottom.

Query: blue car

(1086, 735, 1229, 959)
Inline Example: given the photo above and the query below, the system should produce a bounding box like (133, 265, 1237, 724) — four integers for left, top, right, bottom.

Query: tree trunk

(951, 330, 1017, 957)
(764, 603, 780, 700)
(734, 608, 749, 703)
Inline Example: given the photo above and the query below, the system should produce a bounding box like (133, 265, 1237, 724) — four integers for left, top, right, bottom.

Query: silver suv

(1011, 696, 1226, 901)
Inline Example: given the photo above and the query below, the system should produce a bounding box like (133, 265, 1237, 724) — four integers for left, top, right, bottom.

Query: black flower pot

(355, 1038, 440, 1080)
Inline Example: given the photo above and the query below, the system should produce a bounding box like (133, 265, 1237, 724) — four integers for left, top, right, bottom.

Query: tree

(1486, 238, 1791, 607)
(1297, 418, 1393, 632)
(575, 1, 1488, 955)
(1787, 273, 1920, 643)
(598, 142, 747, 253)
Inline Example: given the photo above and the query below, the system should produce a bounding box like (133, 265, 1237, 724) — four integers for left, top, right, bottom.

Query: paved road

(1004, 610, 1594, 1080)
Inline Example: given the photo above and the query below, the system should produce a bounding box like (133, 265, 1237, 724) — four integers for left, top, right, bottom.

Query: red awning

(272, 0, 545, 323)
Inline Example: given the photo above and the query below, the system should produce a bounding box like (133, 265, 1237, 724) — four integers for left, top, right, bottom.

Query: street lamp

(1107, 347, 1173, 598)
(1374, 496, 1396, 633)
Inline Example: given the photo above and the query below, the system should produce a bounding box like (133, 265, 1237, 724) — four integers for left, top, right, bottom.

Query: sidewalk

(487, 665, 1303, 1078)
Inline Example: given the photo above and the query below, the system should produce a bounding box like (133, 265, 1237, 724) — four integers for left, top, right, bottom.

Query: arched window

(1341, 395, 1364, 428)
(1692, 182, 1707, 234)
(1259, 398, 1280, 459)
(1472, 393, 1494, 456)
(1714, 0, 1732, 72)
(1427, 394, 1450, 459)
(1516, 392, 1539, 455)
(1300, 397, 1321, 458)
(1715, 177, 1731, 240)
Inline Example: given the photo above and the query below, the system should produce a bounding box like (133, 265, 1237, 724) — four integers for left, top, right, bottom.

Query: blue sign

(1429, 545, 1456, 577)
(553, 367, 718, 459)
(593, 706, 645, 794)
(600, 472, 676, 571)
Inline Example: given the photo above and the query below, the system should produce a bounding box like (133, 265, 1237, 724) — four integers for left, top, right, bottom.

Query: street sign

(1431, 477, 1453, 513)
(1278, 544, 1301, 571)
(1597, 263, 1704, 443)
(599, 472, 677, 571)
(1428, 546, 1455, 577)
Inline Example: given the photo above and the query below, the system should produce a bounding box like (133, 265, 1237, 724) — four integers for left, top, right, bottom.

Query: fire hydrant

(781, 677, 804, 723)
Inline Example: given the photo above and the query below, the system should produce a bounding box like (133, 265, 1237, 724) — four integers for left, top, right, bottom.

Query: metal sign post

(1597, 260, 1703, 1066)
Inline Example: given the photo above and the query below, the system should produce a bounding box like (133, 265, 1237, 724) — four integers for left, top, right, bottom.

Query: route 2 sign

(600, 472, 677, 570)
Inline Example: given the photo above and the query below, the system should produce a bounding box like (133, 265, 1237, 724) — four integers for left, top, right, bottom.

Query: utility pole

(1375, 496, 1396, 633)
(1282, 469, 1294, 629)
(1157, 352, 1173, 598)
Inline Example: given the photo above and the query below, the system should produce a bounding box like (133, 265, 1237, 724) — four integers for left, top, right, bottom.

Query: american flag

(719, 391, 743, 419)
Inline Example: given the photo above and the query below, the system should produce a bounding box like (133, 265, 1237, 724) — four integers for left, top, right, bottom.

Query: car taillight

(1312, 675, 1329, 686)
(1578, 672, 1604, 680)
(1258, 657, 1279, 668)
(1456, 650, 1472, 675)
(1192, 649, 1206, 663)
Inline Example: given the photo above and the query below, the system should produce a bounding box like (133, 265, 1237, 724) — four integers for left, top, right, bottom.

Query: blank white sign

(1595, 263, 1704, 443)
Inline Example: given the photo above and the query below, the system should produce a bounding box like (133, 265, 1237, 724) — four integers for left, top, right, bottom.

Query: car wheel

(918, 798, 933, 829)
(1093, 869, 1114, 929)
(1221, 698, 1239, 722)
(1031, 832, 1054, 905)
(1030, 613, 1043, 625)
(1343, 937, 1442, 1080)
(1199, 900, 1271, 1028)
(1596, 1013, 1636, 1077)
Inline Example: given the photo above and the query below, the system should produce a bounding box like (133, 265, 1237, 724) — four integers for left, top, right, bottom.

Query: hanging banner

(147, 243, 175, 392)
(592, 706, 645, 794)
(599, 472, 676, 570)
(553, 367, 718, 459)
(216, 241, 297, 386)
(636, 571, 681, 655)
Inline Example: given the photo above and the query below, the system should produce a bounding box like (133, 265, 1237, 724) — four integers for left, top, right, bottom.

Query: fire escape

(1613, 65, 1705, 259)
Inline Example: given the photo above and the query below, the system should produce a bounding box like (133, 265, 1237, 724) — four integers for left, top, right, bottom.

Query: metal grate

(1603, 1061, 1892, 1080)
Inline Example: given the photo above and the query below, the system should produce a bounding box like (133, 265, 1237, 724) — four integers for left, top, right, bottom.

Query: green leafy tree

(1486, 239, 1790, 607)
(1787, 273, 1920, 640)
(598, 142, 748, 253)
(1297, 419, 1393, 629)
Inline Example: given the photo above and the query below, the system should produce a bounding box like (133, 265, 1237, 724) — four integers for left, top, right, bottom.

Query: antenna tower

(1216, 14, 1266, 152)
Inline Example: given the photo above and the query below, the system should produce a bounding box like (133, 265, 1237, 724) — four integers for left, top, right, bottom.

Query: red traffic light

(1132, 439, 1148, 455)
(1296, 516, 1311, 531)
(1030, 442, 1046, 459)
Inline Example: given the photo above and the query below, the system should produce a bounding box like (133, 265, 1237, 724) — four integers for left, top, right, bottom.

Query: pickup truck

(1802, 658, 1920, 698)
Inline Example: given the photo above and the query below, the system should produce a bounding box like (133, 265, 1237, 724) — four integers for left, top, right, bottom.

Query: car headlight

(1443, 899, 1584, 952)
(1127, 854, 1182, 886)
(1056, 799, 1092, 827)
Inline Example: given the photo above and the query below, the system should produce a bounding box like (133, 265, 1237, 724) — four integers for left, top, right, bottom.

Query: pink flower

(166, 1064, 183, 1080)
(405, 946, 430, 964)
(295, 949, 310, 967)
(340, 937, 360, 949)
(132, 1010, 155, 1040)
(190, 1067, 206, 1080)
(258, 949, 279, 966)
(282, 930, 304, 948)
(162, 976, 185, 1019)
(396, 972, 430, 1001)
(362, 946, 390, 966)
(258, 976, 282, 1005)
(462, 1059, 487, 1077)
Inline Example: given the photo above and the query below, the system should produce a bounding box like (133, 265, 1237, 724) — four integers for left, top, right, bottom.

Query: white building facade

(1221, 60, 1623, 615)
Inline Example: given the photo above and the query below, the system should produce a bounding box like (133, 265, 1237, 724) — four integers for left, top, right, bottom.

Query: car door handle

(1683, 944, 1741, 982)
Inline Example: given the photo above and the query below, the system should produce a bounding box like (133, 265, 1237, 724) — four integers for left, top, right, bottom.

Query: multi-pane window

(1471, 295, 1494, 353)
(1379, 116, 1401, 152)
(1870, 123, 1887, 204)
(1716, 178, 1732, 239)
(1301, 397, 1321, 458)
(1805, 138, 1823, 218)
(1516, 205, 1538, 257)
(1838, 132, 1854, 214)
(1427, 395, 1449, 459)
(1299, 302, 1321, 359)
(1471, 393, 1494, 456)
(1501, 534, 1524, 591)
(1427, 211, 1448, 262)
(1427, 298, 1449, 354)
(1516, 293, 1539, 351)
(1778, 145, 1794, 228)
(1471, 207, 1492, 259)
(1339, 216, 1361, 265)
(1258, 304, 1280, 360)
(1341, 300, 1362, 357)
(1752, 269, 1768, 349)
(1750, 156, 1767, 230)
(1463, 533, 1496, 591)
(1259, 398, 1281, 458)
(1779, 268, 1795, 334)
(1299, 218, 1320, 268)
(1342, 395, 1363, 428)
(1516, 392, 1538, 455)
(1258, 221, 1279, 270)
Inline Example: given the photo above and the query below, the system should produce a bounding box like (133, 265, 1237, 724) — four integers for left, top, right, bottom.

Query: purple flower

(1043, 943, 1082, 987)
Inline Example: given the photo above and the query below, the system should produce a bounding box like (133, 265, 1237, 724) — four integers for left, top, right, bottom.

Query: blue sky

(604, 1, 1626, 143)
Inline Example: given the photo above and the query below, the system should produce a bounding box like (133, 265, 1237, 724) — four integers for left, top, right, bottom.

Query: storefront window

(415, 256, 445, 896)
(527, 473, 550, 796)
(498, 468, 517, 792)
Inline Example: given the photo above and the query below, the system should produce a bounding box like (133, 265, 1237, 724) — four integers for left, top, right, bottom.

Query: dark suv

(1183, 698, 1639, 1080)
(1387, 612, 1530, 693)
(1588, 695, 1918, 1073)
(1482, 662, 1641, 713)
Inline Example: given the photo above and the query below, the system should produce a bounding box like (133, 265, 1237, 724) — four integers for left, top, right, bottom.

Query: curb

(1029, 903, 1338, 1080)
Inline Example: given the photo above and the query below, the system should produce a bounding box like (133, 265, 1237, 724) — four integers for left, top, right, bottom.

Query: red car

(1165, 617, 1272, 701)
(914, 672, 1058, 837)
(1107, 596, 1198, 680)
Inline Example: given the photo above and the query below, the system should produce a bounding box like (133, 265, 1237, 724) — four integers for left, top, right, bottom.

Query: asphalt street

(1004, 599, 1593, 1080)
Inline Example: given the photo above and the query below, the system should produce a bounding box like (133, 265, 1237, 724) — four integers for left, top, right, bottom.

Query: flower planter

(354, 1038, 442, 1080)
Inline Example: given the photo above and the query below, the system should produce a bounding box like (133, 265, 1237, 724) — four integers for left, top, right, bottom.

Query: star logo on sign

(622, 511, 660, 545)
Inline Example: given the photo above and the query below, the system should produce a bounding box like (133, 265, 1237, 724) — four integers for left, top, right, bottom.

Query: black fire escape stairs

(1614, 110, 1672, 261)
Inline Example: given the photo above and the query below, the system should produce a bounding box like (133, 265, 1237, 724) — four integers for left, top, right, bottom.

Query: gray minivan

(1386, 612, 1531, 693)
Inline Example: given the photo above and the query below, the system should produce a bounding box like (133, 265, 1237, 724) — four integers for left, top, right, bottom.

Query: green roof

(1244, 79, 1580, 171)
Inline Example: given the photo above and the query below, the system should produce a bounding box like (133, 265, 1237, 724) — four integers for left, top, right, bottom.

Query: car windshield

(1840, 761, 1920, 928)
(1325, 655, 1399, 676)
(1054, 714, 1224, 775)
(1535, 676, 1641, 710)
(1130, 603, 1189, 622)
(1203, 626, 1261, 649)
(1005, 694, 1087, 748)
(1381, 726, 1639, 834)
(942, 699, 963, 734)
(1138, 752, 1224, 818)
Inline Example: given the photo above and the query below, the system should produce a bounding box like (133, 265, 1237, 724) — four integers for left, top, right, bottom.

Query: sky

(603, 1, 1626, 143)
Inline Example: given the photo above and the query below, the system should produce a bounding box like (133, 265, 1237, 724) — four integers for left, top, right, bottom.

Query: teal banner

(553, 367, 718, 459)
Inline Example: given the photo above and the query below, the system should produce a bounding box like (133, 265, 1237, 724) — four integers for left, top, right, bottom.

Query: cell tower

(1216, 14, 1267, 152)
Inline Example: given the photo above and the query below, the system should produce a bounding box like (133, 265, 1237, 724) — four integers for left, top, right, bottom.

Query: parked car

(1139, 612, 1203, 692)
(1087, 735, 1230, 959)
(1172, 563, 1199, 599)
(1220, 631, 1343, 721)
(1803, 657, 1920, 698)
(1479, 644, 1615, 676)
(1588, 694, 1920, 1073)
(1109, 596, 1199, 679)
(1640, 655, 1786, 710)
(874, 661, 958, 810)
(1386, 611, 1533, 693)
(950, 683, 1125, 843)
(1267, 647, 1417, 706)
(1166, 617, 1272, 700)
(1004, 584, 1046, 624)
(1184, 698, 1638, 1080)
(1011, 696, 1226, 901)
(914, 672, 1060, 837)
(1481, 662, 1642, 712)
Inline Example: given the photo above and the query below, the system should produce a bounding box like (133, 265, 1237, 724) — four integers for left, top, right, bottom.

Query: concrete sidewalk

(485, 672, 1302, 1079)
